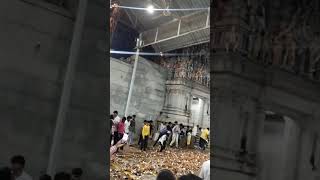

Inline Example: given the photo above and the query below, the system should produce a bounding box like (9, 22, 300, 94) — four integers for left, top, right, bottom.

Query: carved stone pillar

(282, 116, 301, 180)
(249, 103, 265, 180)
(211, 52, 256, 179)
(162, 79, 192, 125)
(188, 92, 193, 123)
(200, 98, 209, 128)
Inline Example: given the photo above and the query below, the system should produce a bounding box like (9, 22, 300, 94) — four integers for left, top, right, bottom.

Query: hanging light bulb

(146, 5, 154, 14)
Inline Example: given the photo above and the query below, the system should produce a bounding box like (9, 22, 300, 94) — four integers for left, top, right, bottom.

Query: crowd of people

(110, 110, 210, 154)
(0, 155, 83, 180)
(110, 110, 210, 180)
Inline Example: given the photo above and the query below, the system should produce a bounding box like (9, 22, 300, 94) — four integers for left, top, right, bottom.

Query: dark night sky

(111, 21, 156, 61)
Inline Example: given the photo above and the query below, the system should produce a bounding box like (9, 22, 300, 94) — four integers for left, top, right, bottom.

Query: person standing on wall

(112, 110, 121, 145)
(141, 120, 150, 151)
(128, 115, 136, 146)
(170, 121, 181, 148)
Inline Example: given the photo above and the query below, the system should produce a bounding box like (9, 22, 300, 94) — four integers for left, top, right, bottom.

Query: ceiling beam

(140, 26, 209, 50)
(139, 9, 209, 51)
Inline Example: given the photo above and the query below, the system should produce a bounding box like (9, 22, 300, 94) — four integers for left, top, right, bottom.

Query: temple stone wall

(110, 57, 168, 131)
(212, 52, 320, 180)
(58, 1, 107, 179)
(0, 0, 72, 176)
(0, 0, 107, 179)
(259, 119, 285, 180)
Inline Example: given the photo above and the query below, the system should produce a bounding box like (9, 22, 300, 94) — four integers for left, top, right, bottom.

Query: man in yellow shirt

(140, 120, 150, 151)
(199, 128, 209, 150)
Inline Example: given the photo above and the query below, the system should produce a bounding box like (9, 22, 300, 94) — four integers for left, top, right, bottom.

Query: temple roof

(116, 0, 210, 52)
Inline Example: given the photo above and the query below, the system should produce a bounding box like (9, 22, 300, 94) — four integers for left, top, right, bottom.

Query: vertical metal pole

(177, 19, 181, 35)
(47, 0, 87, 176)
(206, 8, 210, 27)
(154, 28, 159, 43)
(124, 34, 142, 117)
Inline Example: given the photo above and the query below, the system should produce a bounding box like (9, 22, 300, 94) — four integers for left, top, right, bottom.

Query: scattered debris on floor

(110, 146, 209, 180)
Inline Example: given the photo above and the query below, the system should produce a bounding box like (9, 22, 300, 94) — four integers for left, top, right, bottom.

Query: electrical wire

(110, 5, 209, 11)
(110, 50, 203, 56)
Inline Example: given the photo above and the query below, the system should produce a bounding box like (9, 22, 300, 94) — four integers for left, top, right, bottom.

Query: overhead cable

(110, 50, 204, 56)
(110, 5, 209, 12)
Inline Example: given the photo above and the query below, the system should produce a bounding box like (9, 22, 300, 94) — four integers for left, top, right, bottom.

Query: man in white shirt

(158, 131, 170, 152)
(159, 122, 166, 132)
(113, 110, 121, 125)
(192, 125, 199, 145)
(192, 125, 199, 136)
(113, 110, 121, 144)
(11, 155, 33, 180)
(170, 122, 181, 148)
(199, 160, 210, 180)
(125, 116, 131, 134)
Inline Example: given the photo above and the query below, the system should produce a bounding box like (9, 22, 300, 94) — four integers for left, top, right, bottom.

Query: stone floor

(110, 145, 209, 180)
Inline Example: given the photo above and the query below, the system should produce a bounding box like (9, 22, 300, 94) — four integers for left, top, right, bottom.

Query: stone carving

(210, 0, 320, 81)
(110, 3, 121, 33)
(302, 7, 320, 76)
(158, 43, 210, 86)
(283, 31, 297, 67)
(271, 31, 283, 66)
(276, 9, 300, 67)
(252, 31, 263, 60)
(248, 1, 267, 59)
(261, 31, 272, 64)
(179, 58, 188, 79)
(225, 26, 239, 52)
(214, 0, 228, 20)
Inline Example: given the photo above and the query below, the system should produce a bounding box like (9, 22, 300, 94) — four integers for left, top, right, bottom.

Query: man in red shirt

(117, 117, 126, 151)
